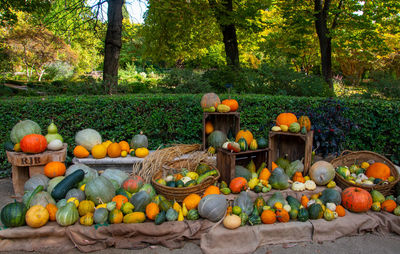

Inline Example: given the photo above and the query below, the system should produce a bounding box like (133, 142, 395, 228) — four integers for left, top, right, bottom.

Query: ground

(1, 177, 400, 254)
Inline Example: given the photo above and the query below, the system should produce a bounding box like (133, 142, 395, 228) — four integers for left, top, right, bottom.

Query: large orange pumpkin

(341, 187, 372, 213)
(229, 177, 248, 193)
(201, 93, 221, 109)
(20, 134, 47, 154)
(365, 162, 391, 180)
(276, 113, 298, 127)
(203, 185, 220, 197)
(222, 99, 239, 112)
(107, 143, 122, 158)
(235, 130, 253, 145)
(298, 116, 311, 132)
(183, 194, 202, 210)
(44, 161, 66, 178)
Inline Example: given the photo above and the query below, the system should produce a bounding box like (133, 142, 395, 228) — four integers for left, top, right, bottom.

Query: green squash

(65, 188, 86, 202)
(75, 128, 102, 151)
(285, 160, 304, 178)
(93, 208, 109, 224)
(24, 174, 49, 192)
(235, 165, 252, 181)
(101, 169, 128, 187)
(198, 194, 228, 222)
(166, 207, 178, 221)
(266, 191, 288, 208)
(248, 205, 261, 226)
(187, 209, 199, 220)
(56, 202, 79, 226)
(319, 188, 341, 205)
(130, 191, 151, 212)
(276, 157, 290, 170)
(207, 130, 227, 149)
(130, 132, 148, 149)
(254, 196, 266, 214)
(237, 137, 248, 151)
(196, 163, 212, 175)
(22, 185, 44, 209)
(240, 212, 248, 226)
(47, 176, 65, 195)
(256, 137, 268, 149)
(52, 169, 85, 200)
(155, 211, 166, 225)
(0, 200, 26, 227)
(139, 183, 156, 199)
(286, 196, 301, 210)
(289, 208, 298, 220)
(176, 180, 185, 188)
(233, 191, 253, 215)
(297, 208, 309, 222)
(66, 164, 98, 182)
(85, 176, 116, 205)
(308, 203, 323, 220)
(30, 191, 56, 208)
(269, 167, 290, 190)
(56, 199, 67, 209)
(10, 119, 41, 144)
(184, 180, 197, 187)
(289, 122, 301, 133)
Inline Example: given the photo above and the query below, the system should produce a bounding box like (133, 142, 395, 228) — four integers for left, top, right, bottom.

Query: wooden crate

(268, 131, 313, 175)
(6, 144, 68, 196)
(202, 112, 240, 150)
(217, 148, 270, 183)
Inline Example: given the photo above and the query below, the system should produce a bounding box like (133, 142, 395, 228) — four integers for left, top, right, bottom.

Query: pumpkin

(276, 208, 290, 223)
(20, 134, 47, 153)
(257, 137, 268, 149)
(56, 199, 67, 209)
(259, 168, 271, 182)
(46, 176, 64, 195)
(75, 128, 102, 151)
(365, 162, 391, 180)
(91, 144, 107, 159)
(308, 203, 323, 220)
(261, 210, 276, 224)
(107, 143, 121, 158)
(187, 209, 200, 220)
(108, 209, 123, 224)
(229, 177, 248, 193)
(0, 200, 26, 227)
(292, 172, 305, 183)
(44, 161, 66, 178)
(222, 99, 239, 112)
(85, 176, 116, 205)
(130, 191, 151, 212)
(138, 183, 156, 199)
(123, 212, 146, 223)
(80, 212, 94, 226)
(289, 122, 301, 133)
(93, 207, 109, 224)
(371, 190, 385, 203)
(203, 185, 220, 197)
(73, 145, 89, 158)
(112, 195, 128, 210)
(235, 165, 252, 181)
(24, 174, 49, 191)
(66, 164, 98, 181)
(145, 202, 159, 220)
(201, 93, 221, 109)
(341, 187, 372, 213)
(381, 199, 397, 213)
(10, 119, 41, 144)
(198, 194, 228, 222)
(319, 188, 342, 205)
(183, 193, 202, 210)
(335, 205, 346, 217)
(47, 139, 63, 150)
(45, 203, 58, 221)
(118, 141, 130, 152)
(298, 116, 311, 132)
(208, 130, 227, 149)
(223, 214, 241, 229)
(235, 130, 253, 145)
(309, 161, 335, 185)
(276, 113, 297, 127)
(135, 147, 149, 158)
(101, 169, 129, 187)
(78, 200, 95, 216)
(237, 137, 248, 151)
(269, 167, 290, 190)
(122, 175, 144, 193)
(234, 191, 253, 215)
(25, 205, 49, 228)
(30, 191, 56, 208)
(205, 121, 214, 135)
(130, 131, 148, 149)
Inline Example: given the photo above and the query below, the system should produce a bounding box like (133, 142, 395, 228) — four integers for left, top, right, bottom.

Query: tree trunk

(209, 0, 240, 68)
(314, 0, 333, 88)
(103, 0, 124, 94)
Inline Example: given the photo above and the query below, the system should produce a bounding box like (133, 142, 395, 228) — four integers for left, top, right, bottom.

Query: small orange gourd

(276, 208, 290, 223)
(259, 168, 271, 181)
(335, 205, 346, 217)
(73, 145, 90, 158)
(45, 203, 58, 221)
(118, 141, 130, 152)
(205, 121, 214, 135)
(44, 161, 66, 178)
(203, 185, 220, 197)
(292, 172, 305, 183)
(112, 195, 129, 210)
(145, 202, 160, 220)
(271, 162, 278, 171)
(381, 200, 397, 213)
(301, 195, 309, 208)
(183, 194, 202, 210)
(261, 210, 276, 224)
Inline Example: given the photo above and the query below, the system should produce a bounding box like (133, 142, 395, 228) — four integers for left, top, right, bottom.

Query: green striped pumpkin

(187, 209, 199, 220)
(0, 200, 26, 227)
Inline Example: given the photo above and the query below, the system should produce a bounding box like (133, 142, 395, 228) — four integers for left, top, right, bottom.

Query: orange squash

(301, 195, 309, 208)
(381, 199, 396, 213)
(183, 194, 202, 210)
(145, 202, 160, 220)
(25, 205, 49, 228)
(45, 203, 58, 221)
(229, 177, 248, 194)
(276, 209, 290, 223)
(118, 141, 130, 152)
(112, 195, 129, 210)
(203, 185, 220, 197)
(73, 145, 89, 158)
(292, 172, 305, 183)
(272, 162, 278, 171)
(365, 162, 391, 180)
(222, 99, 239, 112)
(261, 210, 276, 224)
(259, 168, 271, 181)
(298, 116, 311, 132)
(44, 161, 66, 178)
(276, 113, 297, 127)
(235, 130, 253, 146)
(335, 205, 346, 217)
(107, 143, 122, 158)
(205, 121, 214, 135)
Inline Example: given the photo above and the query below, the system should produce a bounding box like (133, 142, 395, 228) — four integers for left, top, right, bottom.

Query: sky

(87, 0, 148, 24)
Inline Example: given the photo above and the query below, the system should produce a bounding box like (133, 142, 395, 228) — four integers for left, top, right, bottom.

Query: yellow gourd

(25, 205, 49, 228)
(135, 148, 149, 158)
(78, 200, 95, 216)
(67, 197, 79, 207)
(173, 201, 182, 213)
(80, 212, 94, 226)
(178, 208, 184, 221)
(123, 212, 146, 223)
(182, 203, 188, 217)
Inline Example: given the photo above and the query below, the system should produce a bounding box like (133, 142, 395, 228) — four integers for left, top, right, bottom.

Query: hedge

(1, 94, 399, 172)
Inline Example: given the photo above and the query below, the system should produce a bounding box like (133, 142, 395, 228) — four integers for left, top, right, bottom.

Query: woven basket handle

(340, 150, 353, 157)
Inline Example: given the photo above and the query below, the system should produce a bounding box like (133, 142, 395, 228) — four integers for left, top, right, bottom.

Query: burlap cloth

(1, 187, 399, 253)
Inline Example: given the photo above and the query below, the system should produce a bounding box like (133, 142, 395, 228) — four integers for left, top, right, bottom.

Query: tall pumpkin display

(20, 134, 47, 154)
(298, 116, 311, 132)
(341, 187, 372, 213)
(75, 128, 102, 151)
(276, 113, 298, 127)
(10, 119, 41, 144)
(201, 93, 221, 109)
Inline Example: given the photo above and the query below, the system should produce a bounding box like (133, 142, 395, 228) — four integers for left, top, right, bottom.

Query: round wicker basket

(331, 150, 399, 196)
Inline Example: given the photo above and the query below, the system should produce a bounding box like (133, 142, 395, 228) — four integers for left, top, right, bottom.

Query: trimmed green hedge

(1, 94, 399, 172)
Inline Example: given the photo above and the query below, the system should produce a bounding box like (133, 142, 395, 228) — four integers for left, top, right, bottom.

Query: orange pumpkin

(259, 168, 271, 181)
(174, 173, 183, 181)
(222, 99, 239, 112)
(381, 200, 397, 213)
(145, 202, 160, 220)
(292, 172, 305, 183)
(201, 93, 221, 109)
(112, 195, 128, 210)
(235, 130, 253, 145)
(365, 162, 391, 180)
(261, 210, 276, 224)
(20, 134, 47, 154)
(335, 205, 346, 217)
(341, 187, 372, 213)
(203, 185, 220, 197)
(229, 177, 248, 194)
(183, 194, 202, 210)
(118, 141, 130, 152)
(301, 195, 309, 208)
(272, 162, 278, 171)
(107, 143, 122, 158)
(276, 113, 298, 127)
(73, 145, 89, 158)
(298, 116, 311, 132)
(276, 208, 290, 223)
(205, 121, 214, 135)
(44, 161, 66, 178)
(45, 203, 58, 221)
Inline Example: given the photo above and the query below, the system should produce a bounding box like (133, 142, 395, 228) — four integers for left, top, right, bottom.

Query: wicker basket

(151, 159, 220, 202)
(331, 150, 399, 196)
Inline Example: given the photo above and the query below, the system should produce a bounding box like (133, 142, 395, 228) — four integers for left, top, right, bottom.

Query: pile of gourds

(270, 113, 311, 135)
(370, 189, 400, 215)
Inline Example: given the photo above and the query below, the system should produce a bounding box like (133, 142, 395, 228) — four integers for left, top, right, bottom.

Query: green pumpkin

(130, 132, 148, 149)
(10, 119, 41, 144)
(65, 188, 86, 202)
(85, 176, 116, 205)
(269, 167, 290, 190)
(187, 209, 199, 220)
(308, 204, 323, 220)
(256, 137, 268, 149)
(266, 191, 288, 208)
(237, 137, 248, 151)
(286, 196, 301, 210)
(233, 191, 253, 215)
(289, 122, 301, 133)
(297, 208, 309, 222)
(285, 160, 304, 178)
(198, 194, 228, 222)
(155, 211, 166, 225)
(30, 191, 56, 208)
(56, 199, 67, 209)
(47, 176, 65, 195)
(93, 208, 109, 224)
(254, 196, 266, 214)
(101, 169, 129, 187)
(235, 165, 252, 181)
(22, 185, 43, 209)
(0, 200, 26, 227)
(130, 191, 151, 212)
(319, 188, 341, 205)
(56, 202, 79, 226)
(166, 208, 178, 221)
(207, 130, 227, 149)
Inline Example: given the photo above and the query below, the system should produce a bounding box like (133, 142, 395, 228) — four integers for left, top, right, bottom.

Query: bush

(1, 94, 399, 172)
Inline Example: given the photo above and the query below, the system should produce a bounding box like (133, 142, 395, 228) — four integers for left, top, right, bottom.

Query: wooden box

(6, 144, 68, 196)
(268, 131, 313, 175)
(217, 148, 270, 183)
(202, 112, 240, 150)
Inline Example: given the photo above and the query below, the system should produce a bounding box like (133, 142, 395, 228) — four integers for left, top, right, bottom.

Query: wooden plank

(12, 165, 29, 196)
(6, 144, 68, 166)
(29, 166, 45, 177)
(218, 148, 270, 156)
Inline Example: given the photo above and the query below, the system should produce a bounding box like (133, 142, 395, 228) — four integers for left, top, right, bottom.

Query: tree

(0, 0, 50, 26)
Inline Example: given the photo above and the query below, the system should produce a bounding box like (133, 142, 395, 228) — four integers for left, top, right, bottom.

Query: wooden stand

(203, 112, 240, 150)
(268, 131, 313, 175)
(6, 144, 68, 196)
(217, 148, 270, 183)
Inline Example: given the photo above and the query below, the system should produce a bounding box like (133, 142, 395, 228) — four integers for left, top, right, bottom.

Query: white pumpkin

(47, 139, 63, 150)
(305, 180, 317, 190)
(223, 214, 241, 229)
(75, 128, 102, 151)
(291, 181, 306, 191)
